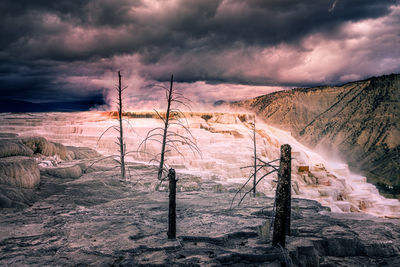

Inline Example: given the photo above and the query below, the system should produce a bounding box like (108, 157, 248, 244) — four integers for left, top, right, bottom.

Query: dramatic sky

(0, 0, 399, 108)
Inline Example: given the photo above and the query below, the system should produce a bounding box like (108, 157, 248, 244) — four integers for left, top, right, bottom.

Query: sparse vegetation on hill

(233, 74, 400, 195)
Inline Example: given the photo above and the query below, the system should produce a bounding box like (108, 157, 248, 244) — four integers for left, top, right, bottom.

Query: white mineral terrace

(1, 111, 399, 217)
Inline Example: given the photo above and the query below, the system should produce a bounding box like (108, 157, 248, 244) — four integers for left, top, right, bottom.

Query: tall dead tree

(139, 74, 201, 181)
(158, 75, 174, 180)
(96, 70, 129, 180)
(117, 71, 126, 179)
(230, 115, 279, 208)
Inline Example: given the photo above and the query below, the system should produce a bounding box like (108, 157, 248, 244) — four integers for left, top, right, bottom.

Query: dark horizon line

(0, 98, 108, 113)
(1, 72, 398, 112)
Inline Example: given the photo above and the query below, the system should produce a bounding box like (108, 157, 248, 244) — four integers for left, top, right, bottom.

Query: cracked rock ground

(1, 160, 400, 266)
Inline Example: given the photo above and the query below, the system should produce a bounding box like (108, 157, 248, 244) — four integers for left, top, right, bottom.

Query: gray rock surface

(1, 160, 399, 266)
(41, 164, 83, 179)
(0, 133, 18, 139)
(0, 192, 12, 208)
(66, 146, 102, 160)
(0, 185, 38, 208)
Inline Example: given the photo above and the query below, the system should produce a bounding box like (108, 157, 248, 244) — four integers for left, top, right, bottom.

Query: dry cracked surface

(1, 161, 400, 266)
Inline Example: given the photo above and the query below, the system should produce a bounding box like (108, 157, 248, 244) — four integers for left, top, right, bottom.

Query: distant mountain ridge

(233, 74, 400, 191)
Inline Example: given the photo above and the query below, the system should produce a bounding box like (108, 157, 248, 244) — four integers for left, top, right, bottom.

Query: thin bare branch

(257, 158, 280, 171)
(147, 83, 169, 90)
(171, 99, 192, 111)
(237, 169, 277, 206)
(83, 155, 119, 173)
(153, 109, 166, 124)
(230, 164, 266, 209)
(165, 142, 186, 159)
(97, 125, 119, 145)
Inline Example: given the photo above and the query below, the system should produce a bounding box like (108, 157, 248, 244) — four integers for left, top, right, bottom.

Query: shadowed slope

(234, 74, 400, 190)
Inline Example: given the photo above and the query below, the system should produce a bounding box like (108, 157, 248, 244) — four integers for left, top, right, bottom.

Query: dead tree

(158, 75, 173, 180)
(252, 117, 257, 197)
(272, 144, 291, 248)
(232, 115, 260, 204)
(96, 70, 129, 180)
(117, 71, 126, 179)
(138, 74, 201, 181)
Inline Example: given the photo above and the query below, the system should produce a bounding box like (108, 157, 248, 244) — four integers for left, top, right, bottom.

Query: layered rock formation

(0, 156, 40, 188)
(21, 136, 72, 161)
(234, 74, 400, 191)
(0, 134, 100, 208)
(1, 111, 399, 216)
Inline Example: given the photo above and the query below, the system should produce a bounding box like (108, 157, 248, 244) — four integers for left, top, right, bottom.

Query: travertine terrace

(1, 111, 399, 217)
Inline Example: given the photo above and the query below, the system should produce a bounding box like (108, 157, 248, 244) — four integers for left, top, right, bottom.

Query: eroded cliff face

(234, 74, 400, 190)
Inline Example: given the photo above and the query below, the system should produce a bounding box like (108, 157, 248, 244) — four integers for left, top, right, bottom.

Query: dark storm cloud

(0, 59, 106, 102)
(1, 0, 392, 57)
(0, 0, 398, 103)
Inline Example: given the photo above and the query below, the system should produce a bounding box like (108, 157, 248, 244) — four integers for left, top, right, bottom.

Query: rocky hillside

(234, 74, 400, 192)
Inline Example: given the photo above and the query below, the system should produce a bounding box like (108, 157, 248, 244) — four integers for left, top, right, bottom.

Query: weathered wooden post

(272, 144, 291, 248)
(167, 168, 177, 239)
(287, 164, 291, 236)
(253, 117, 257, 197)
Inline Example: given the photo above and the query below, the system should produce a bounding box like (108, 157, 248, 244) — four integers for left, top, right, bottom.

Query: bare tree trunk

(118, 71, 126, 180)
(272, 144, 291, 248)
(253, 117, 257, 197)
(287, 162, 291, 236)
(167, 168, 177, 239)
(158, 74, 173, 180)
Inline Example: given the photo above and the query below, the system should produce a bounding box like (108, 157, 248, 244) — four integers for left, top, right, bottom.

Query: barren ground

(1, 159, 400, 266)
